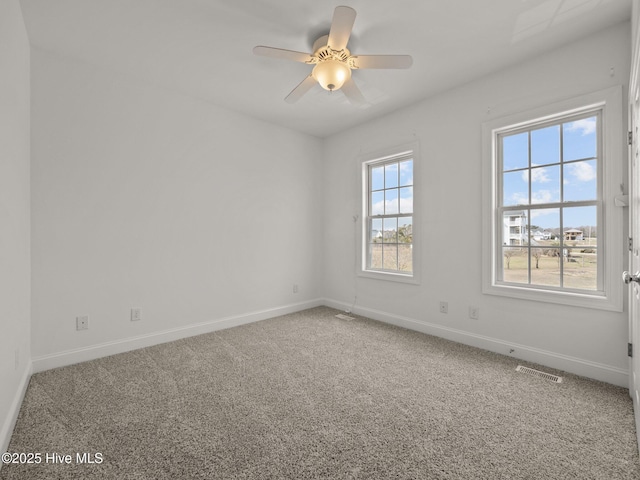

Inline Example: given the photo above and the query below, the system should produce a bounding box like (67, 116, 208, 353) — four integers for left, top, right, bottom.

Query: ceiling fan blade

(285, 75, 317, 104)
(351, 55, 413, 69)
(253, 46, 313, 63)
(341, 77, 368, 107)
(327, 6, 356, 51)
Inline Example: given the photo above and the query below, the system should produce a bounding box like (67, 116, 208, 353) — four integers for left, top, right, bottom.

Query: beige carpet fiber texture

(1, 306, 639, 479)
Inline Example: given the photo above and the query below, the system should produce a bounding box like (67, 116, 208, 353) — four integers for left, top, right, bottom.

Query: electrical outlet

(469, 307, 479, 320)
(293, 284, 299, 294)
(439, 301, 448, 314)
(76, 316, 89, 330)
(131, 308, 141, 321)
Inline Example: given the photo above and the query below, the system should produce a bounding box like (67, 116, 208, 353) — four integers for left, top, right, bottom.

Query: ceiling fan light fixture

(253, 6, 412, 104)
(312, 59, 351, 91)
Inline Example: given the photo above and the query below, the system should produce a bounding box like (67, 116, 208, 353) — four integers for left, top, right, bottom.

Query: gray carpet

(1, 306, 639, 479)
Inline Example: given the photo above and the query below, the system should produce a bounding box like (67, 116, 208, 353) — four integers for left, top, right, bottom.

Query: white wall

(322, 22, 631, 386)
(30, 49, 323, 368)
(0, 0, 31, 455)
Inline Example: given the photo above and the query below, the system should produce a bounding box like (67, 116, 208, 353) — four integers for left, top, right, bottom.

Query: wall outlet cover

(76, 316, 89, 330)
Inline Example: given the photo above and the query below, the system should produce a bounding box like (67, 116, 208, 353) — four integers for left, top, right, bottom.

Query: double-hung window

(483, 87, 623, 311)
(499, 111, 601, 290)
(361, 145, 418, 283)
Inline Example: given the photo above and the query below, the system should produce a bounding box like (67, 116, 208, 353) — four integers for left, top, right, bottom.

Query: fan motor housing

(312, 35, 350, 62)
(314, 46, 350, 63)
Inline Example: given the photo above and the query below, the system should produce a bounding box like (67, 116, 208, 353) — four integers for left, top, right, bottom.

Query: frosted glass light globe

(312, 60, 351, 91)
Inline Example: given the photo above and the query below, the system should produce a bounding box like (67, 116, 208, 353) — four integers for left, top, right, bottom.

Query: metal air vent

(516, 365, 563, 383)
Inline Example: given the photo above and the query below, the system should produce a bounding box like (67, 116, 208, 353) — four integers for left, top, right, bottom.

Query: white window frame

(482, 87, 624, 311)
(359, 142, 420, 284)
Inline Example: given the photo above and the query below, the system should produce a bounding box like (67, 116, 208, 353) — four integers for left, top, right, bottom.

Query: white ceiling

(20, 0, 632, 138)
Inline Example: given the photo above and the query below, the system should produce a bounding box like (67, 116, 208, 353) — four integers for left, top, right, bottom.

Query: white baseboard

(32, 299, 323, 373)
(28, 296, 630, 386)
(0, 363, 32, 463)
(324, 298, 629, 388)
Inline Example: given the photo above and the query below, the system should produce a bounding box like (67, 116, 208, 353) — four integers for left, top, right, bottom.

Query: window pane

(502, 132, 528, 171)
(371, 166, 384, 191)
(563, 116, 597, 161)
(502, 247, 528, 284)
(529, 207, 561, 286)
(398, 245, 412, 273)
(383, 244, 398, 270)
(563, 206, 596, 246)
(385, 163, 399, 188)
(564, 160, 597, 202)
(371, 191, 384, 215)
(399, 160, 413, 186)
(385, 189, 399, 214)
(399, 216, 412, 243)
(562, 205, 597, 290)
(503, 211, 528, 246)
(531, 125, 560, 166)
(370, 218, 382, 243)
(382, 218, 398, 243)
(563, 248, 597, 290)
(399, 187, 413, 213)
(369, 243, 382, 269)
(530, 208, 559, 244)
(503, 171, 528, 206)
(529, 165, 560, 204)
(530, 247, 561, 287)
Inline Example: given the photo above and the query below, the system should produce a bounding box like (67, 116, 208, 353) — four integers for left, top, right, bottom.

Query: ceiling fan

(253, 6, 413, 106)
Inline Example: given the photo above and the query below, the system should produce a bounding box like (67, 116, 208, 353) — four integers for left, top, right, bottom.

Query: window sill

(359, 269, 420, 285)
(483, 282, 622, 312)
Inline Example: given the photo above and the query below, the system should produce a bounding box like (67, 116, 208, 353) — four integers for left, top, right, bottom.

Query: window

(499, 111, 601, 290)
(360, 145, 418, 283)
(483, 87, 623, 311)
